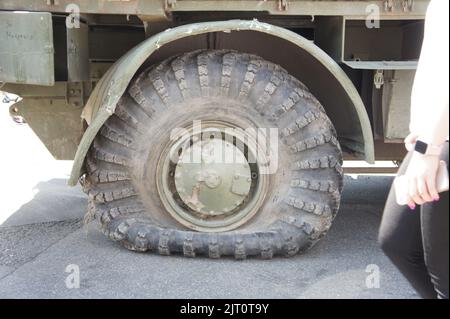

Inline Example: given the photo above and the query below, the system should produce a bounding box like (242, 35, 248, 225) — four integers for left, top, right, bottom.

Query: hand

(404, 133, 419, 152)
(399, 152, 441, 209)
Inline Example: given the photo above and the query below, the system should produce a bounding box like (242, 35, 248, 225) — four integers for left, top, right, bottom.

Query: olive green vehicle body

(0, 0, 429, 185)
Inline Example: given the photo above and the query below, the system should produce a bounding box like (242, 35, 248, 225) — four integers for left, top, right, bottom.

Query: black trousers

(379, 142, 449, 299)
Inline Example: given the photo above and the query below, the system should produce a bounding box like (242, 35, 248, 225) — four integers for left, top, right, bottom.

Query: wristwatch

(414, 140, 443, 156)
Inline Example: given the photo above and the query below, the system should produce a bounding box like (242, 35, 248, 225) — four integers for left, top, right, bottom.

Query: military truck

(0, 0, 429, 258)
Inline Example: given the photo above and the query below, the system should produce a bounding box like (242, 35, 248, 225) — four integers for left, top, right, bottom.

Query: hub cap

(156, 121, 269, 232)
(175, 138, 252, 216)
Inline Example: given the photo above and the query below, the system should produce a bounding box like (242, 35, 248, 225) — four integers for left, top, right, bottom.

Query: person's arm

(398, 0, 449, 208)
(409, 0, 449, 146)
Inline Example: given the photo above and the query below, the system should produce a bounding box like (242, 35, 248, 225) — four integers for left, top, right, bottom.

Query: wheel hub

(156, 121, 269, 232)
(174, 138, 252, 217)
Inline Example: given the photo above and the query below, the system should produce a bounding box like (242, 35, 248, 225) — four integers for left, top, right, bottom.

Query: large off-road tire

(83, 49, 343, 259)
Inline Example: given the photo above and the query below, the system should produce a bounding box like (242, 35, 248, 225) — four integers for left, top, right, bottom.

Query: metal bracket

(384, 0, 395, 12)
(401, 0, 414, 12)
(384, 0, 414, 12)
(165, 0, 177, 10)
(374, 70, 384, 89)
(66, 82, 84, 108)
(278, 0, 289, 11)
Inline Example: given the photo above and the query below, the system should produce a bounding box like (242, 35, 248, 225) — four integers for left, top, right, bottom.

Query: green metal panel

(381, 70, 415, 140)
(9, 98, 83, 160)
(68, 19, 375, 186)
(0, 11, 54, 85)
(3, 81, 90, 159)
(67, 21, 90, 82)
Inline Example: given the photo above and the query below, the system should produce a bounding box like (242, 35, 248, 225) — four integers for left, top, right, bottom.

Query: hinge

(278, 0, 289, 11)
(374, 70, 384, 89)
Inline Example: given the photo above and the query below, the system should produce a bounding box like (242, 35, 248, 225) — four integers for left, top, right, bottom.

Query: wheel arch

(69, 19, 374, 186)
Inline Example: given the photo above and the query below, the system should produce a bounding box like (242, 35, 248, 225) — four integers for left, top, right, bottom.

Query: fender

(68, 19, 374, 186)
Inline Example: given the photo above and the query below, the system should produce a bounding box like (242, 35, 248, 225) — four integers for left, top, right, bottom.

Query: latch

(374, 70, 384, 89)
(278, 0, 289, 11)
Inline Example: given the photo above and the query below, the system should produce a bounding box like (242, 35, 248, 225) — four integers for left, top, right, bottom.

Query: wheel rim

(156, 120, 269, 232)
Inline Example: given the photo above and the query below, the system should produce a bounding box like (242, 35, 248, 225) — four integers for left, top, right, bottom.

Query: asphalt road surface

(0, 98, 418, 299)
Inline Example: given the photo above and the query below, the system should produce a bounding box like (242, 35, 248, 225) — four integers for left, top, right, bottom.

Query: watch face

(415, 140, 428, 154)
